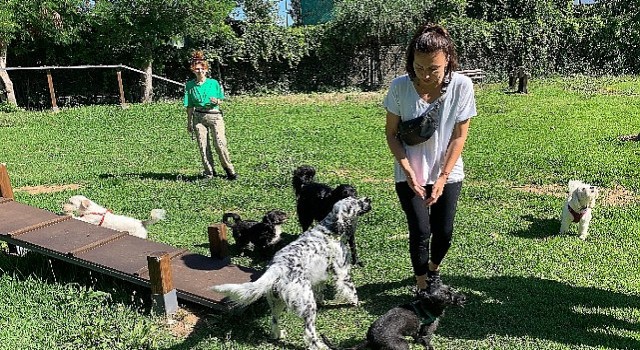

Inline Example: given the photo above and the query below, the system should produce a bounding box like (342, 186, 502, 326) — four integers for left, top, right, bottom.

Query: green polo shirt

(183, 78, 225, 109)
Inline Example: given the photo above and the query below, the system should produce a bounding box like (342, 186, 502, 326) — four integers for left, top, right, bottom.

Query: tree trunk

(141, 59, 153, 103)
(0, 41, 17, 106)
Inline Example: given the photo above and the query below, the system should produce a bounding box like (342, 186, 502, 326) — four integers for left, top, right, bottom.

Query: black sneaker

(426, 270, 442, 293)
(224, 168, 238, 181)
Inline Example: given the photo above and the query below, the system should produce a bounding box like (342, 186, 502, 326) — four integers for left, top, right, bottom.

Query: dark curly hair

(405, 23, 458, 81)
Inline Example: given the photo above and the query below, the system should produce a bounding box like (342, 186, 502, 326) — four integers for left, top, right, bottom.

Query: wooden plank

(8, 215, 72, 237)
(0, 201, 61, 234)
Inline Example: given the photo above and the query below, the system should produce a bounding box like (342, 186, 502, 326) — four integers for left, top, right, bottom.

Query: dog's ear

(451, 291, 467, 306)
(81, 199, 91, 210)
(568, 180, 581, 194)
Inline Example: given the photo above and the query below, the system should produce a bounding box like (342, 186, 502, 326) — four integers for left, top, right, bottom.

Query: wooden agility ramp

(0, 163, 259, 314)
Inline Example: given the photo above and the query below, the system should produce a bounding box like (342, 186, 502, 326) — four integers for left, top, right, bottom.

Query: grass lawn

(0, 75, 639, 349)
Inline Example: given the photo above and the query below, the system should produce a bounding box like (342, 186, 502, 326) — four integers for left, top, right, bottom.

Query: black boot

(224, 168, 237, 181)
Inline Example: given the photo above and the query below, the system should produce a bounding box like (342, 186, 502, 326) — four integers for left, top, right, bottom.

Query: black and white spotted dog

(292, 165, 362, 266)
(322, 285, 466, 350)
(222, 210, 288, 252)
(212, 196, 372, 350)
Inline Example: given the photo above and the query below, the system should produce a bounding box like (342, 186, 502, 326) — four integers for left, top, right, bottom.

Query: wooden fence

(0, 65, 185, 111)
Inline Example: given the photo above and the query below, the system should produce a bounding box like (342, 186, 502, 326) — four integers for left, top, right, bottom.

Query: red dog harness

(568, 205, 588, 223)
(80, 210, 112, 226)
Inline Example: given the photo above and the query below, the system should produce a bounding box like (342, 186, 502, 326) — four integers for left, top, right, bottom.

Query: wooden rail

(0, 64, 185, 111)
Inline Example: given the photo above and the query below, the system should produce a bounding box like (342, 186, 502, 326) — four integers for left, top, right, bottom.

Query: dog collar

(568, 204, 588, 223)
(80, 210, 112, 226)
(410, 300, 438, 326)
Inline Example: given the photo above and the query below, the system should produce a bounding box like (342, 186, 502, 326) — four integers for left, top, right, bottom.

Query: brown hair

(190, 50, 209, 71)
(405, 23, 458, 80)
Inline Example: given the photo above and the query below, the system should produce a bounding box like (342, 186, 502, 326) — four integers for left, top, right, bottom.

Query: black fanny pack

(396, 79, 449, 146)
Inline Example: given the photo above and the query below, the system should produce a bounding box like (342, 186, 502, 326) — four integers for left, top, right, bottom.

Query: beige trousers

(193, 111, 235, 176)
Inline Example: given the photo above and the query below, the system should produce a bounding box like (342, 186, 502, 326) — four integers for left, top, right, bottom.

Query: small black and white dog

(222, 210, 288, 252)
(213, 197, 372, 350)
(322, 284, 466, 350)
(293, 165, 362, 266)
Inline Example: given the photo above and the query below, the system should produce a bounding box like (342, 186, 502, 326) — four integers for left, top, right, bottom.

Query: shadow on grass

(99, 172, 220, 183)
(511, 214, 562, 239)
(443, 275, 640, 349)
(355, 275, 639, 349)
(160, 299, 308, 350)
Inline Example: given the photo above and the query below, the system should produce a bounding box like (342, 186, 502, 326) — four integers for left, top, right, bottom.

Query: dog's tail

(211, 267, 280, 307)
(142, 209, 166, 228)
(292, 165, 316, 196)
(320, 334, 367, 350)
(222, 212, 242, 227)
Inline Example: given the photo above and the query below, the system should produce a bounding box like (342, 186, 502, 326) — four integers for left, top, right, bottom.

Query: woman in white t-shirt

(383, 23, 476, 293)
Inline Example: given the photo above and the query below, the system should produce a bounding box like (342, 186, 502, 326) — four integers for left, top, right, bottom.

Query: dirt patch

(511, 183, 638, 206)
(599, 184, 638, 206)
(166, 308, 202, 338)
(240, 91, 384, 105)
(511, 184, 565, 198)
(16, 184, 81, 195)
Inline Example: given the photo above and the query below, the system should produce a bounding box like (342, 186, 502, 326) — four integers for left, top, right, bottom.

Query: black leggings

(395, 181, 463, 277)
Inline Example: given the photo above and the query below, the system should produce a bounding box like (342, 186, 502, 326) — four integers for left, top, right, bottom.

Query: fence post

(116, 70, 128, 109)
(147, 251, 178, 315)
(46, 70, 59, 112)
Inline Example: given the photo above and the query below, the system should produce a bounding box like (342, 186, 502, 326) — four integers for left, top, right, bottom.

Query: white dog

(560, 180, 598, 240)
(212, 196, 372, 350)
(62, 195, 166, 239)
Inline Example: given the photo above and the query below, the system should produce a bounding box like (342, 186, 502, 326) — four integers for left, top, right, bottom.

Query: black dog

(222, 210, 288, 253)
(322, 284, 466, 350)
(292, 165, 362, 266)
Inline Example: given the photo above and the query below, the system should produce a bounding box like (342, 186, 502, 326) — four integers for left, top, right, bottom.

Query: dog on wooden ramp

(62, 195, 165, 239)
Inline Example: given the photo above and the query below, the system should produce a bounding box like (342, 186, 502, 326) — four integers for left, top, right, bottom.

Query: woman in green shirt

(184, 50, 237, 180)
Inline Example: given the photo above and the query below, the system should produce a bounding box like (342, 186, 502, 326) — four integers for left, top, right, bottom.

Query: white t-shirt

(383, 72, 477, 185)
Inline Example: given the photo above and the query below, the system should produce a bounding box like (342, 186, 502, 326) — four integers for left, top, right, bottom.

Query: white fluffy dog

(212, 196, 372, 350)
(62, 195, 166, 239)
(560, 180, 598, 240)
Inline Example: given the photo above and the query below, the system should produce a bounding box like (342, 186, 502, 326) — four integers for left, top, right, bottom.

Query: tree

(324, 0, 465, 89)
(0, 0, 84, 106)
(90, 0, 234, 103)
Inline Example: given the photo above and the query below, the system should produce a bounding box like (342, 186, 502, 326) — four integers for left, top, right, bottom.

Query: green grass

(1, 77, 639, 349)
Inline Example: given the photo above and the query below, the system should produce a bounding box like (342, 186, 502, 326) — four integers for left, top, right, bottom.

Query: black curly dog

(322, 284, 466, 350)
(222, 210, 288, 253)
(292, 165, 362, 266)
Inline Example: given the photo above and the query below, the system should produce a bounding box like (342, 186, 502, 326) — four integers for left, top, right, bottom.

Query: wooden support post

(208, 223, 228, 260)
(46, 70, 59, 112)
(147, 251, 178, 315)
(0, 163, 20, 255)
(0, 163, 14, 199)
(116, 70, 128, 109)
